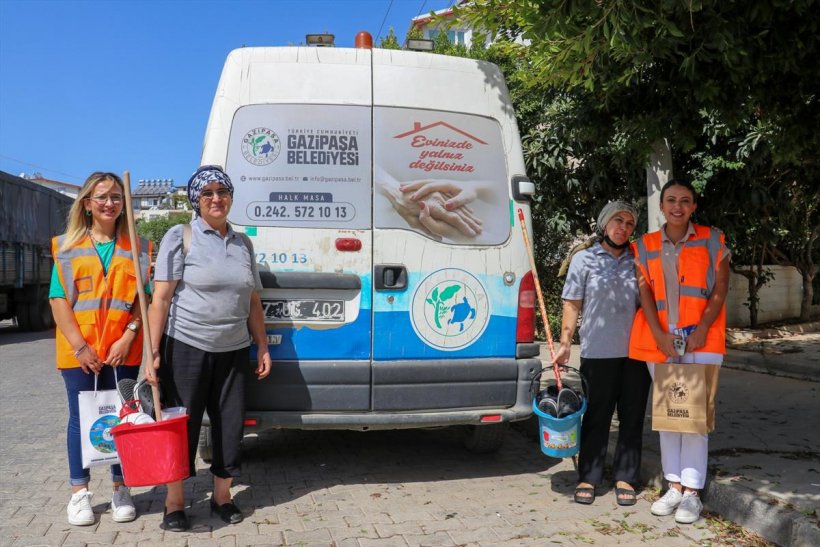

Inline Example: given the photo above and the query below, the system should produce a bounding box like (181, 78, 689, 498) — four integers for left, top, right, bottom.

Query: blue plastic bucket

(532, 397, 587, 458)
(530, 365, 588, 458)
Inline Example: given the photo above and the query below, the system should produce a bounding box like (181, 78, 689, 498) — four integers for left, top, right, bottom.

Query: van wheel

(462, 423, 508, 453)
(198, 425, 213, 463)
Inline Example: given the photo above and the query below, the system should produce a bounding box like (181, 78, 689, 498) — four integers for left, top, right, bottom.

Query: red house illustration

(393, 121, 488, 145)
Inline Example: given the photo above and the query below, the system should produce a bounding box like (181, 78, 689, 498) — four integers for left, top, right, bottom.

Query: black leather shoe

(210, 498, 243, 524)
(162, 508, 190, 532)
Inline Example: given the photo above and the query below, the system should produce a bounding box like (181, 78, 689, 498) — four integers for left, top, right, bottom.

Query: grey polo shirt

(153, 218, 262, 353)
(562, 242, 640, 358)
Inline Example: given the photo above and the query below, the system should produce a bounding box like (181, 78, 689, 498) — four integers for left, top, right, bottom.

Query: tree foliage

(136, 214, 191, 249)
(378, 27, 401, 50)
(458, 0, 819, 166)
(453, 0, 820, 323)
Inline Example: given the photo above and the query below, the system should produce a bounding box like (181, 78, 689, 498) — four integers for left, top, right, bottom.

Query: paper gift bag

(79, 374, 122, 468)
(652, 363, 720, 434)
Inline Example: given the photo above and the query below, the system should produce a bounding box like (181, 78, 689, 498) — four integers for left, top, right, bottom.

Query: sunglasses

(200, 189, 232, 200)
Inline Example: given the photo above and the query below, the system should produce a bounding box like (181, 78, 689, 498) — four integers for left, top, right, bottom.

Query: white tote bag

(79, 370, 122, 468)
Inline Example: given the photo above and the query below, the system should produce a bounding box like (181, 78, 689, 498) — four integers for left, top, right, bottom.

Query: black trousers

(158, 334, 248, 479)
(577, 357, 651, 486)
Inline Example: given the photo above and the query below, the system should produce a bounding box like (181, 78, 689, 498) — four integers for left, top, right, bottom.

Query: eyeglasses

(200, 189, 232, 201)
(86, 194, 124, 204)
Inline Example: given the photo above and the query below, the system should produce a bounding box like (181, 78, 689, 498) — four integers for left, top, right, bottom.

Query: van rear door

(214, 48, 375, 412)
(370, 50, 520, 411)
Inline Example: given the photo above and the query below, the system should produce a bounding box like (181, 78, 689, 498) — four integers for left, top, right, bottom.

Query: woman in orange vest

(49, 172, 152, 527)
(628, 179, 730, 524)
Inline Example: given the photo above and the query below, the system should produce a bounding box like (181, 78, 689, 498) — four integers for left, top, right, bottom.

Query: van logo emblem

(411, 269, 489, 351)
(241, 127, 281, 166)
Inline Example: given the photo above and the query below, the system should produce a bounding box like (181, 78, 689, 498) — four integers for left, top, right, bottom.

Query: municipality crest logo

(241, 127, 281, 166)
(410, 269, 489, 351)
(669, 382, 689, 404)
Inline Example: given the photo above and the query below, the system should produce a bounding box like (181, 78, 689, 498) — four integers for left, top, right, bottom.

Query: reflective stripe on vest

(628, 224, 726, 362)
(52, 234, 152, 368)
(55, 235, 150, 305)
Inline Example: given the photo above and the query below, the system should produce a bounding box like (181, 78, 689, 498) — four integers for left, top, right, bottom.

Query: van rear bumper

(243, 405, 533, 432)
(241, 357, 542, 432)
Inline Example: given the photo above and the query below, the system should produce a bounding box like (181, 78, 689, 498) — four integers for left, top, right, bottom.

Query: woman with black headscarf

(146, 165, 271, 531)
(554, 201, 650, 506)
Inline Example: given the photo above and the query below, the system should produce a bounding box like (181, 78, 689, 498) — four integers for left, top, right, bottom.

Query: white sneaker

(67, 488, 95, 526)
(675, 491, 703, 524)
(111, 486, 137, 523)
(651, 485, 683, 516)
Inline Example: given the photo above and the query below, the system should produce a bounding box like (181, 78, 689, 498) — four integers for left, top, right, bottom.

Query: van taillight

(516, 271, 535, 343)
(336, 238, 362, 251)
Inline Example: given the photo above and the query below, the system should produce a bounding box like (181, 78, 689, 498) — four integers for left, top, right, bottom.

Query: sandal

(574, 486, 595, 505)
(615, 486, 637, 506)
(210, 498, 243, 524)
(161, 508, 190, 532)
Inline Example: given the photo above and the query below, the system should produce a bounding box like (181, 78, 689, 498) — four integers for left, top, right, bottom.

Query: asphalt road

(1, 325, 748, 546)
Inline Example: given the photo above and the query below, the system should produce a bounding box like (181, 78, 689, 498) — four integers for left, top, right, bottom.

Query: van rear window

(225, 104, 372, 229)
(374, 108, 510, 245)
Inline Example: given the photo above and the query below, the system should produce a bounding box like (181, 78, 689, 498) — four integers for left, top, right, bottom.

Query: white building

(132, 178, 192, 221)
(410, 2, 490, 48)
(23, 173, 82, 199)
(410, 1, 527, 49)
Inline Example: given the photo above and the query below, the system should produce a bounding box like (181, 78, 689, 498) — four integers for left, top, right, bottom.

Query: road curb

(723, 349, 820, 382)
(702, 478, 820, 547)
(727, 320, 820, 343)
(633, 440, 820, 546)
(598, 409, 820, 547)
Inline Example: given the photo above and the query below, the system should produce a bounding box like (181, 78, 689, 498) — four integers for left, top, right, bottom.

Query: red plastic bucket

(111, 415, 189, 487)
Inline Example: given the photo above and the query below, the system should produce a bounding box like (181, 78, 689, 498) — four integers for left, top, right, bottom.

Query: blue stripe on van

(373, 311, 516, 359)
(252, 310, 372, 360)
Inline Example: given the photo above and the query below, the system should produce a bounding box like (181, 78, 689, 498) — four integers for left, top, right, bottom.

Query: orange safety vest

(52, 234, 152, 369)
(628, 224, 726, 363)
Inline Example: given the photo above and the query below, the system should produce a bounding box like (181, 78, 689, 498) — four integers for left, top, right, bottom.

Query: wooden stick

(517, 208, 562, 391)
(122, 171, 162, 422)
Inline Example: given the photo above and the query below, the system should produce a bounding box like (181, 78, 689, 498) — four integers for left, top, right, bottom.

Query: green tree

(136, 214, 191, 250)
(379, 27, 401, 50)
(457, 0, 819, 166)
(456, 0, 820, 322)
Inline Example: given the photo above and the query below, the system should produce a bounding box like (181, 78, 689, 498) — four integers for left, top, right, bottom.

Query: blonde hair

(60, 172, 129, 252)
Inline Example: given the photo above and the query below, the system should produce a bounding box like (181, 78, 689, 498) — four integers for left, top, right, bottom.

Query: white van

(198, 36, 541, 453)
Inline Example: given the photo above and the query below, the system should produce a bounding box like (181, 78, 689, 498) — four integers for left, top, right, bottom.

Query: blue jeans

(61, 365, 139, 486)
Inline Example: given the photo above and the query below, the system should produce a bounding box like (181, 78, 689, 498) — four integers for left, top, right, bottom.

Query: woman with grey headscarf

(553, 201, 650, 506)
(146, 165, 271, 531)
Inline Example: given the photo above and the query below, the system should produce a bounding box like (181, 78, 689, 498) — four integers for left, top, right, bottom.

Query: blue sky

(0, 0, 451, 187)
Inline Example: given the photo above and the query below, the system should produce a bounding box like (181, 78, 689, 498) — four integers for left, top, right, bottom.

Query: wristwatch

(126, 321, 141, 333)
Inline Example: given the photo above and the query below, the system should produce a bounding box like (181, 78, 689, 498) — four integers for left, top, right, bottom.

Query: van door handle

(374, 264, 407, 291)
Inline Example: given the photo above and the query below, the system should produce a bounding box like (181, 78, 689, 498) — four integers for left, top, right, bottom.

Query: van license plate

(262, 299, 345, 321)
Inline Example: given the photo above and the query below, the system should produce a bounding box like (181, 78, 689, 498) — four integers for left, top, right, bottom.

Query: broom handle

(517, 208, 562, 391)
(122, 171, 163, 422)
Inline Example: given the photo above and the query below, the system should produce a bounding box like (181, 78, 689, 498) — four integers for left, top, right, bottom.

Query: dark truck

(0, 171, 72, 330)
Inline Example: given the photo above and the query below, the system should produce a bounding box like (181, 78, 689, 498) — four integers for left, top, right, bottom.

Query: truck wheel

(14, 302, 32, 331)
(27, 288, 53, 331)
(198, 425, 213, 463)
(462, 422, 508, 453)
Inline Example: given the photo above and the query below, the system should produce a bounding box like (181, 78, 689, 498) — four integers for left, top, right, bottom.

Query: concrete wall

(726, 265, 810, 327)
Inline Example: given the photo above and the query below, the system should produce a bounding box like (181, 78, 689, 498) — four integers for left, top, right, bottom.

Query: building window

(428, 29, 466, 45)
